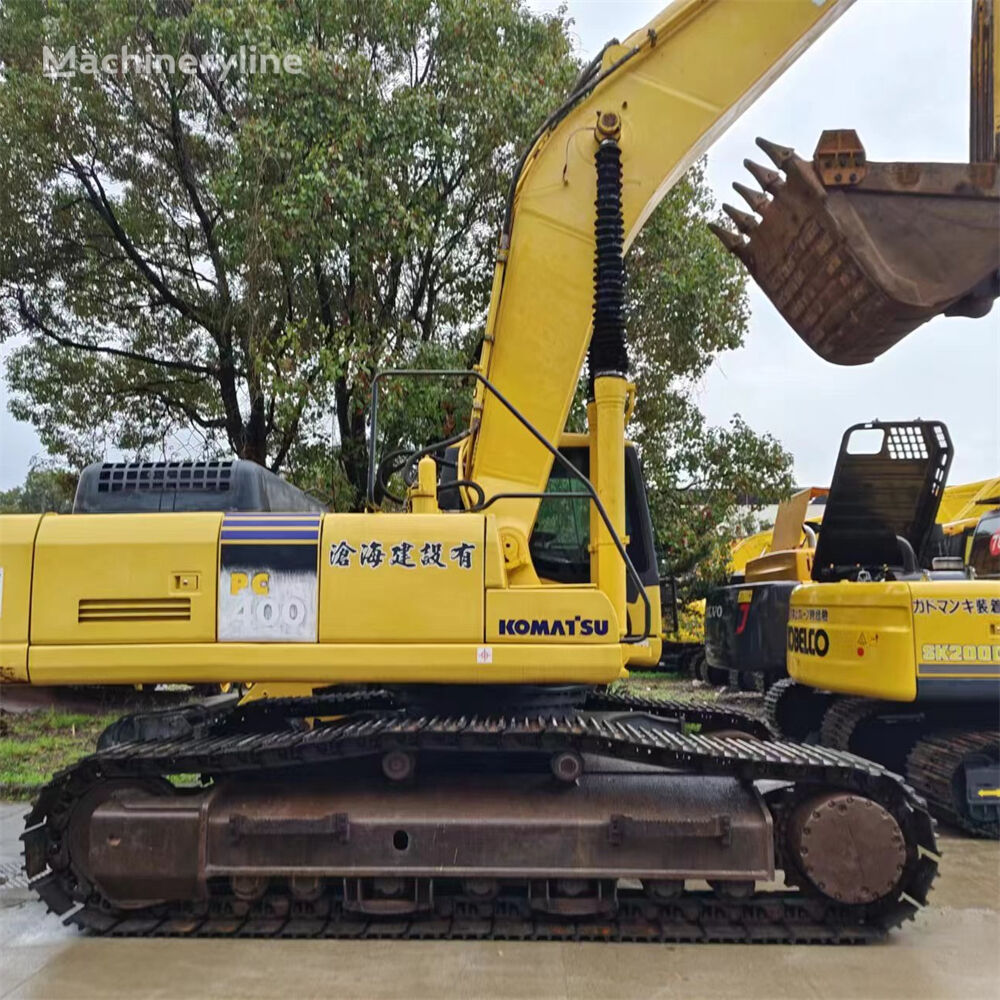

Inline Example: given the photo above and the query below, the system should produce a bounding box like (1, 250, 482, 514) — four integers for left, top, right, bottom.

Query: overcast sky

(1, 0, 996, 489)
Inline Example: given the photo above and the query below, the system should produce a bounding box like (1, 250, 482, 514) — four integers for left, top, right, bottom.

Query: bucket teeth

(733, 181, 770, 215)
(722, 203, 758, 234)
(708, 222, 749, 260)
(744, 159, 784, 194)
(756, 136, 795, 168)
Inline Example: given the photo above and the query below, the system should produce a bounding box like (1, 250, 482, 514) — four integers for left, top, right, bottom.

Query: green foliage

(0, 462, 77, 513)
(0, 0, 575, 504)
(623, 162, 794, 600)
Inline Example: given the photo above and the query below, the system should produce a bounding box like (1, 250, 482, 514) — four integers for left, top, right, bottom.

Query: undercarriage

(22, 689, 939, 942)
(818, 695, 1000, 839)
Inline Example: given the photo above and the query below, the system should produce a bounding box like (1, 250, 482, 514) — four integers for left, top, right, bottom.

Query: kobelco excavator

(3, 0, 996, 940)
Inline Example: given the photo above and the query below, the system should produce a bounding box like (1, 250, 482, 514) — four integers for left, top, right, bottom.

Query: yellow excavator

(702, 474, 1000, 695)
(2, 0, 996, 940)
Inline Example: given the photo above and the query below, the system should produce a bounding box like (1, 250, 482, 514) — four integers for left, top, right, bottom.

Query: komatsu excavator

(2, 0, 996, 940)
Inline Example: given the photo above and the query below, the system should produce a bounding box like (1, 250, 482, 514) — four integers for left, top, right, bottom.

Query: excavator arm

(464, 0, 856, 571)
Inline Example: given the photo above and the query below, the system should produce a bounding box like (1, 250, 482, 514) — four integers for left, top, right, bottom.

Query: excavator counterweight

(714, 131, 1000, 365)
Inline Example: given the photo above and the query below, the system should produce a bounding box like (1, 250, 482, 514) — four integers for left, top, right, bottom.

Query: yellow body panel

(0, 514, 42, 682)
(10, 509, 625, 687)
(910, 581, 1000, 684)
(788, 580, 1000, 702)
(318, 514, 486, 644)
(787, 582, 917, 700)
(745, 549, 813, 584)
(31, 513, 220, 645)
(626, 588, 663, 667)
(469, 0, 854, 545)
(27, 641, 623, 686)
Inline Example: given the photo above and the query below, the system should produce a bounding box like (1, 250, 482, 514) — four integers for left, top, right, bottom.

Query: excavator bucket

(712, 131, 1000, 365)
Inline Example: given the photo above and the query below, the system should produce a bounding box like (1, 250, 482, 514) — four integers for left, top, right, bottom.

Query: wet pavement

(1, 801, 997, 1000)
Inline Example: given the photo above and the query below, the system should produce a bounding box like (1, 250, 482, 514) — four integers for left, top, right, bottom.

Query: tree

(623, 161, 794, 599)
(0, 463, 77, 513)
(0, 0, 576, 504)
(1, 0, 791, 586)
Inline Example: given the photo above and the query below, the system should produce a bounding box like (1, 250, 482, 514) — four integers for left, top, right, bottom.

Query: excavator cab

(713, 3, 1000, 364)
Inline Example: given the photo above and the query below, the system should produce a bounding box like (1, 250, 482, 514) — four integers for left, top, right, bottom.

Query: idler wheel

(788, 792, 906, 904)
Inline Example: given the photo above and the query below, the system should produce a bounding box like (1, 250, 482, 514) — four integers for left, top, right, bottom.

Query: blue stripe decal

(221, 530, 319, 541)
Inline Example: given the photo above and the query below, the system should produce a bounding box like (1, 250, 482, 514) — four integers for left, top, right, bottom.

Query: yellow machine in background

(697, 479, 995, 688)
(728, 488, 828, 578)
(770, 429, 999, 838)
(3, 0, 996, 939)
(936, 477, 1000, 525)
(723, 478, 996, 582)
(788, 545, 999, 837)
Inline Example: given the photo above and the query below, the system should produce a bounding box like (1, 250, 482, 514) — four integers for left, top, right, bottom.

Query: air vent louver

(96, 461, 233, 493)
(78, 598, 192, 623)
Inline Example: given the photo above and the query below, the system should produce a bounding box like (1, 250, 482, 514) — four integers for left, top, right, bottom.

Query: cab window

(531, 451, 591, 584)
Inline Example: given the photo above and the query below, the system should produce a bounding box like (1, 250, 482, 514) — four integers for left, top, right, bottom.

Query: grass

(0, 709, 117, 800)
(618, 671, 721, 701)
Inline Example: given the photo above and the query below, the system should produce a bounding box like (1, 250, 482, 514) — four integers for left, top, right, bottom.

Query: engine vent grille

(96, 461, 233, 493)
(78, 598, 192, 623)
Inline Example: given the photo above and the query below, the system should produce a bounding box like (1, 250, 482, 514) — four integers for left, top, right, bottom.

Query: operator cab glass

(530, 445, 658, 596)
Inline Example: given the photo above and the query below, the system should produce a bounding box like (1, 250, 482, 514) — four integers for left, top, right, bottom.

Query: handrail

(367, 368, 652, 643)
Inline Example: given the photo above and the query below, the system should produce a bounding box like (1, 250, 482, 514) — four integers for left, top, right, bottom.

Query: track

(23, 693, 939, 942)
(815, 697, 999, 839)
(907, 731, 999, 839)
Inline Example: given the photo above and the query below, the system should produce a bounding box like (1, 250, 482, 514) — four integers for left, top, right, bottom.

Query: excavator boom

(467, 0, 856, 559)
